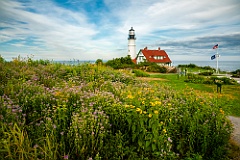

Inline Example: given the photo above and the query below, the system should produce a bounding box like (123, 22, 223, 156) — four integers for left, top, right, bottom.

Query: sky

(0, 0, 240, 61)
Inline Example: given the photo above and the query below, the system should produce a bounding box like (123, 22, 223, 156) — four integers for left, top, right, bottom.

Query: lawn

(150, 73, 240, 117)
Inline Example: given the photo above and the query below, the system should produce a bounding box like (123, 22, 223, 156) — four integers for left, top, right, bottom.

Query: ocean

(57, 60, 240, 72)
(172, 61, 240, 72)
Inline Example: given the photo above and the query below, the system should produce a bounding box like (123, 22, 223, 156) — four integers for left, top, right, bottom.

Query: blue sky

(0, 0, 240, 61)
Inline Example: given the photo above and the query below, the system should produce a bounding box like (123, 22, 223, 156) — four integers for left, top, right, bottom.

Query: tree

(95, 59, 103, 65)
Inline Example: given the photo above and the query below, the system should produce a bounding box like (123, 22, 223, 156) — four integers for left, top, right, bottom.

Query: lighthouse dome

(129, 27, 135, 35)
(128, 27, 136, 40)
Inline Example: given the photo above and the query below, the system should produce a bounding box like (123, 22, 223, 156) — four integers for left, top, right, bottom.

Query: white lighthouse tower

(128, 27, 136, 60)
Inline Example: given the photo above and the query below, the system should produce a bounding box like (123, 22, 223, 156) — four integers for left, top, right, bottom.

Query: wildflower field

(0, 57, 233, 159)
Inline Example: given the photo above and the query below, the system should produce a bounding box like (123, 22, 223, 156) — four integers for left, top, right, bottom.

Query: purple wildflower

(33, 144, 39, 149)
(168, 137, 172, 143)
(63, 155, 69, 159)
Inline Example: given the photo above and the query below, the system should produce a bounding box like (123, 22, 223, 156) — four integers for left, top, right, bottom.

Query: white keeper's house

(127, 27, 172, 66)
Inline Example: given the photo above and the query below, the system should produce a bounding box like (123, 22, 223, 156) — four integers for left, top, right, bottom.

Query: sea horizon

(55, 60, 240, 72)
(172, 61, 240, 72)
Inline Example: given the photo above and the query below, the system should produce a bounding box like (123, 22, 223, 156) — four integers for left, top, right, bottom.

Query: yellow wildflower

(163, 129, 167, 133)
(154, 110, 159, 114)
(142, 101, 145, 105)
(150, 102, 155, 106)
(220, 108, 224, 115)
(136, 108, 142, 114)
(55, 91, 61, 96)
(127, 94, 134, 99)
(143, 111, 147, 114)
(130, 105, 135, 109)
(155, 101, 162, 105)
(148, 114, 152, 118)
(167, 103, 171, 106)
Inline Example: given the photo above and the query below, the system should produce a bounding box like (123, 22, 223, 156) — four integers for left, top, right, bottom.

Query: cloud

(0, 0, 239, 61)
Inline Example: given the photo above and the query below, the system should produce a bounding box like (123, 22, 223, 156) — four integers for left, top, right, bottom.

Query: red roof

(140, 47, 171, 63)
(132, 58, 137, 64)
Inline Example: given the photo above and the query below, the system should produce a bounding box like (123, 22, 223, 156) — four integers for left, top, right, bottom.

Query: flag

(213, 44, 218, 49)
(211, 55, 216, 60)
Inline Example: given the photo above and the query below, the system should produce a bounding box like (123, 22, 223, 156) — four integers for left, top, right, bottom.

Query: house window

(138, 56, 144, 61)
(153, 56, 163, 59)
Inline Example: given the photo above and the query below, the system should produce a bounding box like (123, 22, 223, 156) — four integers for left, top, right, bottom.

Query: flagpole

(216, 44, 219, 74)
(216, 46, 218, 74)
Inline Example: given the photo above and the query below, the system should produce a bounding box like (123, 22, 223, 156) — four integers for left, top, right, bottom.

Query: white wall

(128, 39, 136, 59)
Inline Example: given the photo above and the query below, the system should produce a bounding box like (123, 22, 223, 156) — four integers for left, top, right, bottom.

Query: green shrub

(210, 76, 237, 85)
(105, 55, 135, 69)
(178, 63, 197, 68)
(132, 69, 150, 77)
(198, 72, 213, 76)
(95, 59, 103, 65)
(231, 69, 240, 78)
(146, 64, 167, 73)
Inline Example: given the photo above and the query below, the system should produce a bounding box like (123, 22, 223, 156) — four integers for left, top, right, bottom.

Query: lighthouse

(128, 27, 136, 60)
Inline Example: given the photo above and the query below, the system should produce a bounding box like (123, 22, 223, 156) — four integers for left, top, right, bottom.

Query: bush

(168, 67, 178, 73)
(210, 76, 238, 85)
(231, 69, 240, 78)
(178, 64, 215, 71)
(178, 63, 197, 68)
(105, 55, 135, 69)
(95, 59, 103, 65)
(132, 69, 150, 77)
(198, 72, 213, 76)
(146, 64, 167, 73)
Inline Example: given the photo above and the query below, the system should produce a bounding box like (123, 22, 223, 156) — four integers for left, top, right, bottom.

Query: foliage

(168, 67, 178, 73)
(211, 77, 238, 85)
(0, 57, 233, 159)
(178, 64, 215, 72)
(198, 72, 213, 76)
(184, 73, 237, 85)
(178, 63, 198, 68)
(184, 73, 205, 83)
(136, 62, 168, 73)
(132, 69, 150, 77)
(0, 55, 5, 63)
(231, 69, 240, 78)
(95, 59, 103, 65)
(105, 55, 135, 69)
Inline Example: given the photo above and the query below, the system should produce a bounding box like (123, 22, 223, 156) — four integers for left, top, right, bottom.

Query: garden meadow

(0, 56, 236, 159)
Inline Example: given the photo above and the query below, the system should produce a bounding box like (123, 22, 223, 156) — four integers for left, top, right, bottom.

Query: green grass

(150, 73, 240, 117)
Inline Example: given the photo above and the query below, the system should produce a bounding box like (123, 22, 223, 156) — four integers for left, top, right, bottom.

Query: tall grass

(0, 57, 233, 159)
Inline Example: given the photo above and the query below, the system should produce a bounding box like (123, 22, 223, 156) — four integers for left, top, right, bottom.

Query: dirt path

(137, 77, 168, 81)
(228, 116, 240, 146)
